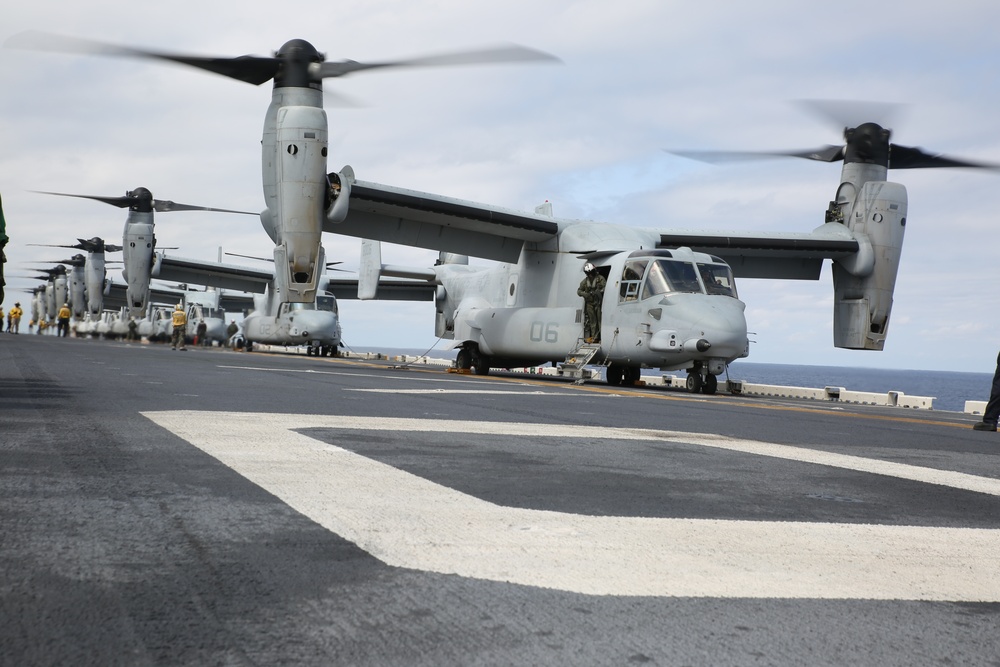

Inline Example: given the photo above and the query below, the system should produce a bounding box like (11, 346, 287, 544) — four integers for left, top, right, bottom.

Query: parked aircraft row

(7, 32, 997, 392)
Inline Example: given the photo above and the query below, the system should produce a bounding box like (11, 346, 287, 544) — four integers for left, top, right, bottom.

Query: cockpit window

(316, 296, 338, 313)
(619, 260, 648, 302)
(697, 263, 738, 297)
(641, 259, 702, 299)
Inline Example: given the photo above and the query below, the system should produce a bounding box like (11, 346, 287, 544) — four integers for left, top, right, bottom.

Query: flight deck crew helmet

(583, 262, 596, 274)
(175, 303, 183, 310)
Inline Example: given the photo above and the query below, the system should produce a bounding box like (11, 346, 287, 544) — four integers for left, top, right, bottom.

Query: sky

(1, 0, 999, 372)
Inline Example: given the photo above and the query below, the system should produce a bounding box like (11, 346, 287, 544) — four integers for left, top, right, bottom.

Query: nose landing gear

(685, 369, 718, 395)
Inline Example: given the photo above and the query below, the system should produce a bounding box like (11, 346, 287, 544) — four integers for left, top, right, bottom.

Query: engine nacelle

(832, 181, 907, 350)
(326, 166, 354, 223)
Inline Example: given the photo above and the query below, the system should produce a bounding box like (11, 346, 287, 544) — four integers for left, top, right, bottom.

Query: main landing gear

(605, 363, 640, 387)
(456, 346, 491, 375)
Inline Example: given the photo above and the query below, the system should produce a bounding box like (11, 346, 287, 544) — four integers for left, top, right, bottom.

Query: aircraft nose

(295, 310, 340, 340)
(689, 298, 748, 357)
(650, 296, 748, 358)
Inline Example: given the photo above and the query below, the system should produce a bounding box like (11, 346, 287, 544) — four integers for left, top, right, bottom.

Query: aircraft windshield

(697, 262, 738, 297)
(641, 260, 702, 299)
(620, 257, 738, 300)
(316, 296, 338, 313)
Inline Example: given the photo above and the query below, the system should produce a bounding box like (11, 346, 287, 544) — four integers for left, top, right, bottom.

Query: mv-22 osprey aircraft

(9, 34, 995, 390)
(5, 31, 557, 331)
(33, 188, 257, 318)
(332, 114, 996, 391)
(28, 237, 122, 318)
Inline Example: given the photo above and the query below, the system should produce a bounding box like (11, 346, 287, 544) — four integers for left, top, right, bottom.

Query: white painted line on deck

(344, 389, 574, 395)
(143, 411, 1000, 600)
(217, 365, 498, 385)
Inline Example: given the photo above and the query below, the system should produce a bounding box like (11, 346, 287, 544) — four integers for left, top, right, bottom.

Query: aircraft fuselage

(438, 223, 749, 378)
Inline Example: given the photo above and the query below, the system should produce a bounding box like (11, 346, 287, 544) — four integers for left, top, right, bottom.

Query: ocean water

(350, 346, 994, 414)
(727, 362, 993, 413)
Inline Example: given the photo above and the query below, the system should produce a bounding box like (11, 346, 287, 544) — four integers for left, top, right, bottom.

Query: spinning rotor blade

(318, 44, 559, 78)
(671, 99, 1000, 171)
(27, 242, 83, 249)
(33, 190, 133, 209)
(27, 237, 122, 253)
(28, 265, 67, 277)
(29, 257, 86, 266)
(150, 199, 258, 215)
(884, 145, 1000, 170)
(6, 31, 280, 85)
(795, 99, 906, 133)
(670, 145, 846, 164)
(7, 31, 558, 90)
(33, 189, 258, 215)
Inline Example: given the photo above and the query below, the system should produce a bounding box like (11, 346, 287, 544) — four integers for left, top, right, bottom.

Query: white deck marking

(345, 389, 573, 395)
(143, 411, 1000, 600)
(218, 365, 499, 384)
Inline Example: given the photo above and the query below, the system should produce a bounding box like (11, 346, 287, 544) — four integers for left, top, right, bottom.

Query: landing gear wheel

(245, 341, 254, 352)
(456, 348, 473, 370)
(624, 366, 641, 386)
(702, 374, 718, 395)
(472, 354, 491, 376)
(685, 372, 703, 394)
(606, 364, 624, 386)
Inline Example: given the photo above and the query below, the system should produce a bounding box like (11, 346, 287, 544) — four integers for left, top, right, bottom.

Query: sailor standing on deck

(9, 302, 22, 334)
(171, 304, 188, 351)
(56, 303, 71, 337)
(973, 350, 1000, 432)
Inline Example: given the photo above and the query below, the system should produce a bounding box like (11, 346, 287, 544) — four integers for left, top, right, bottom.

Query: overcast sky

(2, 1, 998, 372)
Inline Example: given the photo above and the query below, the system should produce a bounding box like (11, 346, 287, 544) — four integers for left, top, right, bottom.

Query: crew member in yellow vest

(171, 304, 187, 350)
(57, 303, 71, 337)
(8, 302, 22, 334)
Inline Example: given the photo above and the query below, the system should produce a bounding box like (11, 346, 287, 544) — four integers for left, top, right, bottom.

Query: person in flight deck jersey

(171, 304, 188, 351)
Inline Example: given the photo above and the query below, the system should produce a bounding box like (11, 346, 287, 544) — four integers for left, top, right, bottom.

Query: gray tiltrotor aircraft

(6, 31, 556, 319)
(35, 188, 257, 317)
(32, 237, 123, 317)
(336, 108, 995, 391)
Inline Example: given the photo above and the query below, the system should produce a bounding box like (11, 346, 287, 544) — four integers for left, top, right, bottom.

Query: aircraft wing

(153, 253, 273, 293)
(328, 179, 561, 263)
(657, 228, 860, 280)
(325, 278, 435, 302)
(103, 281, 185, 309)
(219, 292, 256, 311)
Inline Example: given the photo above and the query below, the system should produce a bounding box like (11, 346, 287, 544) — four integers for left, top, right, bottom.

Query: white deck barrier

(965, 400, 987, 415)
